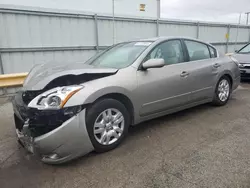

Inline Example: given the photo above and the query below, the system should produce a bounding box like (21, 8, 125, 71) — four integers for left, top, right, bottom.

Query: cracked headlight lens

(46, 96, 61, 107)
(29, 85, 83, 110)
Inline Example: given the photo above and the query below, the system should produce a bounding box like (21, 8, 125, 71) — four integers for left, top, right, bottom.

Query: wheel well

(96, 93, 135, 124)
(223, 74, 233, 87)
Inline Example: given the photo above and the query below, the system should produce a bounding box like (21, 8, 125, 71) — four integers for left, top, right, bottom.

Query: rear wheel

(86, 99, 130, 152)
(212, 76, 231, 106)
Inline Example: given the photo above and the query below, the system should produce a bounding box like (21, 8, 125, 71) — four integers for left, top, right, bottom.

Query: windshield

(238, 43, 250, 54)
(88, 41, 152, 69)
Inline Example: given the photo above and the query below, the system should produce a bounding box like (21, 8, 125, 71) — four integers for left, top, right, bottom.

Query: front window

(145, 40, 184, 65)
(238, 44, 250, 54)
(88, 42, 152, 69)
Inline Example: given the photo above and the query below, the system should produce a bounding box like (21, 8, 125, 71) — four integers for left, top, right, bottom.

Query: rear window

(208, 46, 217, 58)
(184, 40, 210, 61)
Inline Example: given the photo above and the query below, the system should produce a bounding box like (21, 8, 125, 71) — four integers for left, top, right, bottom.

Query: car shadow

(128, 103, 213, 135)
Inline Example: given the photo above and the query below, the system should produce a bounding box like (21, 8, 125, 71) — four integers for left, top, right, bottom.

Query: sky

(161, 0, 250, 23)
(0, 0, 250, 24)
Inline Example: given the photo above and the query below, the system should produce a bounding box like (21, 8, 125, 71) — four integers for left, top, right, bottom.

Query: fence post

(94, 14, 99, 52)
(196, 22, 199, 39)
(156, 19, 159, 37)
(0, 53, 6, 94)
(0, 53, 4, 74)
(226, 24, 230, 53)
(248, 26, 250, 42)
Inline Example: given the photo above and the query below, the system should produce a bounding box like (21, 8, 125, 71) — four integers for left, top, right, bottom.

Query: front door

(136, 39, 193, 117)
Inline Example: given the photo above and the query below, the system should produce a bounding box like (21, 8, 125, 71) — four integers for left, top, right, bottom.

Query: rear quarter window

(208, 46, 217, 58)
(184, 40, 210, 61)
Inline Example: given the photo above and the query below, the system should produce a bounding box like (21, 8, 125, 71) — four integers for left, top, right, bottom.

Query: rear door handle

(180, 71, 189, 77)
(213, 63, 221, 68)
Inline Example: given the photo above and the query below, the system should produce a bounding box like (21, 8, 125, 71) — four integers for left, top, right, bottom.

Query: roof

(139, 36, 215, 47)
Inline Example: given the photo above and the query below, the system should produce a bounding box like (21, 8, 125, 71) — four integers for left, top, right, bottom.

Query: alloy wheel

(218, 79, 230, 102)
(93, 108, 125, 145)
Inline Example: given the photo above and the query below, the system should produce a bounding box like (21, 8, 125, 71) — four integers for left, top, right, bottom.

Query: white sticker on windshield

(134, 42, 152, 46)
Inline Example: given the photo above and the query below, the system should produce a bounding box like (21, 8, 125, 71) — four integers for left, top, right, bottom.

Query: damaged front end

(13, 93, 94, 164)
(12, 87, 88, 161)
(12, 66, 117, 163)
(14, 66, 117, 137)
(13, 84, 85, 135)
(12, 84, 94, 164)
(14, 103, 84, 138)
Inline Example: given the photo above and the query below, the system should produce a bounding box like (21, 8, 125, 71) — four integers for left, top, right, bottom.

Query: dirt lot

(1, 84, 250, 188)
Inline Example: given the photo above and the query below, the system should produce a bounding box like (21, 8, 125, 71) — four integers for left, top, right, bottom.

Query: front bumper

(12, 92, 94, 164)
(240, 69, 250, 79)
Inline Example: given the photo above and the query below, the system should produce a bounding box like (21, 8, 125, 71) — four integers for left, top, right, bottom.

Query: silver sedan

(12, 37, 240, 164)
(231, 43, 250, 79)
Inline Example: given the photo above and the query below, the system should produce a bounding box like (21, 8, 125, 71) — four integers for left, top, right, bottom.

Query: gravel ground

(1, 84, 250, 188)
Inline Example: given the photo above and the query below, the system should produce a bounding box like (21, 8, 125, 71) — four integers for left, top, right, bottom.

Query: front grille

(22, 90, 43, 105)
(240, 72, 250, 77)
(28, 108, 72, 137)
(242, 64, 250, 69)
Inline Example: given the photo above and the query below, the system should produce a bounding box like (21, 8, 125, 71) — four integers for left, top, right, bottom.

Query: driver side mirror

(142, 59, 165, 70)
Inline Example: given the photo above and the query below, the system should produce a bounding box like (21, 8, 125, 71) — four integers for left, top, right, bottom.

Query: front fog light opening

(239, 64, 245, 68)
(63, 105, 82, 116)
(43, 153, 60, 160)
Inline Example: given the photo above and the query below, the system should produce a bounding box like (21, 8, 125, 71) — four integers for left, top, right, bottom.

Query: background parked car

(232, 43, 250, 80)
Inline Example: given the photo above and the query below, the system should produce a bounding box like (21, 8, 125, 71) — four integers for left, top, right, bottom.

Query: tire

(86, 98, 130, 153)
(212, 76, 232, 106)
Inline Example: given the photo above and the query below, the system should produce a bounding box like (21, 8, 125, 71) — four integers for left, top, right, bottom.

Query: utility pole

(235, 13, 242, 50)
(112, 0, 115, 45)
(156, 0, 160, 19)
(246, 12, 250, 25)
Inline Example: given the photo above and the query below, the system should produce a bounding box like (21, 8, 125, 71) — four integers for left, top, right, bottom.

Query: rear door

(182, 40, 216, 102)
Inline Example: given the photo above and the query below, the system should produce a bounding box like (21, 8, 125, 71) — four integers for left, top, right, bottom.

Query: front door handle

(213, 63, 221, 68)
(180, 71, 189, 77)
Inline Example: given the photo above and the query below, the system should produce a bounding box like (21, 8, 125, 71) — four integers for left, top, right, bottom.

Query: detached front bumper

(12, 92, 94, 164)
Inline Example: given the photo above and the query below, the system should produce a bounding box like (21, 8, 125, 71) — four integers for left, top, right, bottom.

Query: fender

(64, 85, 135, 108)
(213, 69, 234, 92)
(64, 67, 138, 108)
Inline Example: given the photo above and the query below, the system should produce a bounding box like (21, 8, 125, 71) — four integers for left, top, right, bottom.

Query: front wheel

(212, 76, 231, 106)
(86, 99, 130, 153)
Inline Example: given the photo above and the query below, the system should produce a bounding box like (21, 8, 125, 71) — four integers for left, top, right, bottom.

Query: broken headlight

(28, 85, 83, 110)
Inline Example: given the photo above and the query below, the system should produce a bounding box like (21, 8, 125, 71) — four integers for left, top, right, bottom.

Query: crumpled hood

(23, 61, 118, 90)
(232, 53, 250, 64)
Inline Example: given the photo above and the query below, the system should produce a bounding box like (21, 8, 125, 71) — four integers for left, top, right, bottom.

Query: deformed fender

(64, 67, 138, 108)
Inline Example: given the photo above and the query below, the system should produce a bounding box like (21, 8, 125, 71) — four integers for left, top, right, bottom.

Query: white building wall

(0, 5, 249, 76)
(0, 0, 158, 18)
